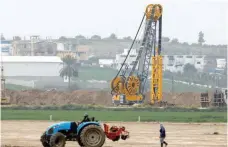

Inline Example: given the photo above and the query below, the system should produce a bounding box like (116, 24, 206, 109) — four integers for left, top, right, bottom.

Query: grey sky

(0, 0, 227, 44)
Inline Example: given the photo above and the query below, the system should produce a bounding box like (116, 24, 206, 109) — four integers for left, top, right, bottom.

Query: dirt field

(1, 121, 227, 147)
(6, 89, 214, 107)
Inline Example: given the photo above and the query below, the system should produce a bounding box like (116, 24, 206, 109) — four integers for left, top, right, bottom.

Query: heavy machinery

(41, 115, 129, 147)
(111, 4, 163, 105)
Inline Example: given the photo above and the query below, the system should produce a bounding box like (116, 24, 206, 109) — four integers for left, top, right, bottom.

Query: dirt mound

(6, 89, 113, 106)
(145, 92, 202, 107)
(6, 89, 205, 107)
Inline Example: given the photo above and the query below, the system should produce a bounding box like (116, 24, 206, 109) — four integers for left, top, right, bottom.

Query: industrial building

(162, 55, 206, 73)
(1, 56, 65, 88)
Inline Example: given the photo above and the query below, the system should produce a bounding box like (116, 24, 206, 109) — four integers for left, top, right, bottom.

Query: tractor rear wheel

(49, 132, 66, 147)
(79, 125, 106, 147)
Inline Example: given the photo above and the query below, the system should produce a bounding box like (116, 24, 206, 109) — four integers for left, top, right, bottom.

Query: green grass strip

(1, 110, 226, 122)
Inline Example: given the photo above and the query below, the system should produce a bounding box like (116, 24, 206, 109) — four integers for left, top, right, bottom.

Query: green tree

(75, 35, 86, 40)
(182, 42, 189, 46)
(123, 36, 132, 41)
(198, 31, 205, 45)
(59, 36, 68, 41)
(59, 55, 78, 90)
(91, 35, 101, 40)
(162, 37, 170, 42)
(183, 63, 197, 74)
(171, 38, 179, 44)
(109, 33, 117, 39)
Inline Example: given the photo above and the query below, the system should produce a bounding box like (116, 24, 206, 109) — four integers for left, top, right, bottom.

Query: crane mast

(111, 4, 163, 105)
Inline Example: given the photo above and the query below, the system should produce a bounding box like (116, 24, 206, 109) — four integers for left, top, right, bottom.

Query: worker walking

(159, 123, 168, 147)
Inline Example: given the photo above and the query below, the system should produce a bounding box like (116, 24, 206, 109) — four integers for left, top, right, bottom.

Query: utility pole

(171, 75, 174, 94)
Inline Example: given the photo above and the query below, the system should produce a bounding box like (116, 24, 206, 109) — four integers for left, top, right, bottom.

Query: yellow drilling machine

(111, 4, 163, 105)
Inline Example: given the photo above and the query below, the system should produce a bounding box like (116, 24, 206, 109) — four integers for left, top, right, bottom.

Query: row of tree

(59, 31, 206, 45)
(58, 33, 132, 41)
(162, 31, 205, 45)
(2, 31, 212, 46)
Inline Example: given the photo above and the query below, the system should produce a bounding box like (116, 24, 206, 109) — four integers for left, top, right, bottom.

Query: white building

(163, 55, 206, 73)
(115, 48, 137, 70)
(1, 56, 62, 76)
(57, 43, 65, 51)
(98, 59, 114, 67)
(1, 56, 65, 88)
(216, 58, 226, 69)
(0, 40, 12, 56)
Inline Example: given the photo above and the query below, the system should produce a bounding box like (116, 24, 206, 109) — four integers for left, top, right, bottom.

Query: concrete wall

(3, 62, 62, 77)
(2, 61, 66, 88)
(6, 76, 66, 89)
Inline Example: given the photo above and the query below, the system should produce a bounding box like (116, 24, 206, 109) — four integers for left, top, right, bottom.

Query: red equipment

(103, 124, 129, 141)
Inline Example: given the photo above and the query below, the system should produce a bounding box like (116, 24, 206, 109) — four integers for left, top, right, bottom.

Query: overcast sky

(0, 0, 227, 45)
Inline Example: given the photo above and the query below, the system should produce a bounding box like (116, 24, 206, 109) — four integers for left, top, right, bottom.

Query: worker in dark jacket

(81, 113, 91, 122)
(160, 124, 168, 147)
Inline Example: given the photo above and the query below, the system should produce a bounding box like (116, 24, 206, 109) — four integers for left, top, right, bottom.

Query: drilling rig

(110, 4, 163, 105)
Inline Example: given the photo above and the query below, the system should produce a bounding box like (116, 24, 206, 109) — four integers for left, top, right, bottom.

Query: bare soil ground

(1, 121, 227, 147)
(6, 89, 214, 107)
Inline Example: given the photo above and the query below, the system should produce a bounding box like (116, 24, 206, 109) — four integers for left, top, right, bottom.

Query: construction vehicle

(41, 114, 129, 147)
(111, 4, 163, 105)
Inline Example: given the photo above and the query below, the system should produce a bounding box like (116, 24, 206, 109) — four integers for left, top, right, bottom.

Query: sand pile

(6, 89, 205, 107)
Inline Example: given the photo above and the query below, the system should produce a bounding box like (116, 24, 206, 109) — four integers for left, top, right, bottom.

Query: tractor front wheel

(79, 125, 106, 147)
(40, 132, 50, 147)
(49, 132, 66, 147)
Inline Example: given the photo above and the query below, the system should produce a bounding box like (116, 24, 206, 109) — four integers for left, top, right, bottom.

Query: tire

(77, 138, 84, 147)
(40, 132, 50, 147)
(112, 136, 120, 141)
(79, 125, 106, 147)
(49, 132, 66, 147)
(121, 135, 127, 140)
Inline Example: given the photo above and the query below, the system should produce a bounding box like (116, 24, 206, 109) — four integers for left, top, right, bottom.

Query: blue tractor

(40, 114, 106, 147)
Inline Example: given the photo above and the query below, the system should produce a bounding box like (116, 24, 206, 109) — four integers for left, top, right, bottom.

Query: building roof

(76, 45, 90, 52)
(1, 56, 62, 63)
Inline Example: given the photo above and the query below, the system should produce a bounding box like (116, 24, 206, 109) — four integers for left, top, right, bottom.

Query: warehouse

(1, 56, 65, 88)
